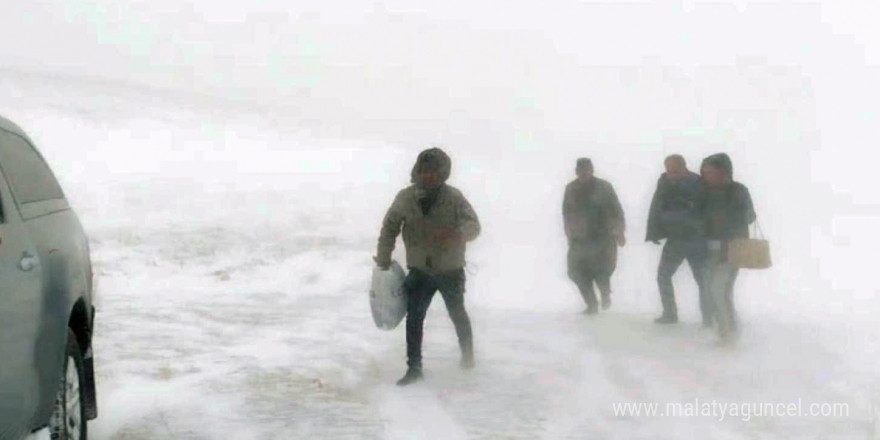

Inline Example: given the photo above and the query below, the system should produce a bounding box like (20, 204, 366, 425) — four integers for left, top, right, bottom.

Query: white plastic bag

(369, 260, 407, 330)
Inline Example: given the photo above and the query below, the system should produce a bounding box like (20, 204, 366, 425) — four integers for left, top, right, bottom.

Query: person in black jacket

(697, 153, 756, 343)
(646, 155, 708, 325)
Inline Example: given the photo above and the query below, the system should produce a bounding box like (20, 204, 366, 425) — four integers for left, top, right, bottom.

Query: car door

(0, 151, 45, 438)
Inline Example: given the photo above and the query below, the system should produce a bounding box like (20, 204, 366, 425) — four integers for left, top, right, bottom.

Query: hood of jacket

(701, 153, 733, 179)
(410, 147, 452, 186)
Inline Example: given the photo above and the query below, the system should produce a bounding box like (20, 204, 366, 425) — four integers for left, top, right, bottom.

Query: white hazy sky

(0, 1, 878, 321)
(0, 1, 878, 199)
(2, 1, 877, 112)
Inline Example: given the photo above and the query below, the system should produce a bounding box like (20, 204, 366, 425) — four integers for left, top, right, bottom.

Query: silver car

(0, 116, 97, 440)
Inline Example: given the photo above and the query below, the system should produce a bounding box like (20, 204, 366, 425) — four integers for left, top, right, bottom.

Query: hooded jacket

(377, 148, 481, 274)
(697, 153, 756, 241)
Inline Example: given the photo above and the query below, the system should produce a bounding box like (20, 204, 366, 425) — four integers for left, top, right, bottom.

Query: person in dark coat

(646, 155, 709, 325)
(375, 148, 481, 386)
(563, 158, 626, 315)
(697, 153, 756, 343)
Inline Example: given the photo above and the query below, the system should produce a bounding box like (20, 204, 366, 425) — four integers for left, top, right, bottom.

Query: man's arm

(562, 185, 574, 240)
(458, 195, 481, 242)
(376, 192, 405, 268)
(433, 192, 480, 248)
(741, 185, 757, 225)
(645, 177, 664, 242)
(608, 183, 626, 233)
(607, 183, 627, 246)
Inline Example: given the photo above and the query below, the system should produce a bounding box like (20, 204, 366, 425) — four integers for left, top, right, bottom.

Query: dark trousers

(571, 273, 611, 308)
(404, 268, 473, 369)
(567, 238, 617, 307)
(657, 238, 709, 319)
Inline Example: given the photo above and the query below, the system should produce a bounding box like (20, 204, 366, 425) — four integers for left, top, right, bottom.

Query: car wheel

(49, 329, 87, 440)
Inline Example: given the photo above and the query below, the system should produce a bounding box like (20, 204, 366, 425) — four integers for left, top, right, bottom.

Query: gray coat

(563, 177, 625, 242)
(377, 148, 480, 274)
(377, 184, 481, 274)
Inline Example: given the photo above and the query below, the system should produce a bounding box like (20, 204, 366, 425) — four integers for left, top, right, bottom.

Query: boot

(601, 294, 612, 311)
(396, 367, 424, 386)
(716, 332, 738, 349)
(460, 351, 475, 370)
(654, 313, 679, 325)
(584, 303, 599, 315)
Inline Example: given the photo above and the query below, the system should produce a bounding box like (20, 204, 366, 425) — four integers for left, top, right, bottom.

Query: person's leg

(657, 240, 686, 321)
(595, 273, 611, 310)
(705, 250, 736, 341)
(581, 274, 600, 314)
(599, 239, 618, 309)
(684, 239, 711, 326)
(724, 267, 740, 334)
(437, 269, 474, 368)
(400, 269, 437, 384)
(569, 244, 598, 311)
(714, 262, 739, 341)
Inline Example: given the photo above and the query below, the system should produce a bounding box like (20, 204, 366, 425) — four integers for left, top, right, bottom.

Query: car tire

(49, 329, 87, 440)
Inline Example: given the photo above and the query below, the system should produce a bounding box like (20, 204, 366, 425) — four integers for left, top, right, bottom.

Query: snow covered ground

(1, 2, 880, 437)
(1, 69, 877, 439)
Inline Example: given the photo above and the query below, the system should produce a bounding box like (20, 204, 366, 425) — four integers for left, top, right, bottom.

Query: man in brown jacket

(563, 158, 626, 315)
(375, 148, 481, 386)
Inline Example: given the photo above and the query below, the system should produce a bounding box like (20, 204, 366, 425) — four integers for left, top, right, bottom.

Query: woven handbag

(728, 221, 772, 270)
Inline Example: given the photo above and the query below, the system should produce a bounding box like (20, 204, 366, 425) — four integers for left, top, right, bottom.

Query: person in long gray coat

(646, 155, 709, 325)
(375, 148, 481, 386)
(563, 158, 626, 315)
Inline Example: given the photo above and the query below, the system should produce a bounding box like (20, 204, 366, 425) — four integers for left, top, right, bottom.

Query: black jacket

(697, 153, 757, 241)
(697, 182, 756, 241)
(645, 171, 703, 242)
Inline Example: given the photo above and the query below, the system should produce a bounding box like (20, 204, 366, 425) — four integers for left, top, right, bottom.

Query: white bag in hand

(370, 260, 407, 330)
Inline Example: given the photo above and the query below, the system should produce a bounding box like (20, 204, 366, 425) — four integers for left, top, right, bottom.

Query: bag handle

(752, 218, 766, 240)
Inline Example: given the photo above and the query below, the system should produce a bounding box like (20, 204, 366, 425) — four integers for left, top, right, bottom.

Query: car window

(0, 130, 64, 204)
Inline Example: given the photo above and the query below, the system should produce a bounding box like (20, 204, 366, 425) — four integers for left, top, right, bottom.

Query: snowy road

(86, 224, 877, 439)
(1, 71, 877, 439)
